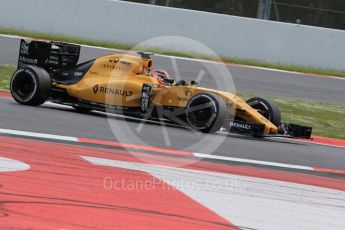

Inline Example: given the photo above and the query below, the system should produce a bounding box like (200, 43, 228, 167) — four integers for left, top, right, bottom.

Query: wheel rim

(186, 95, 216, 128)
(248, 100, 271, 120)
(12, 71, 36, 102)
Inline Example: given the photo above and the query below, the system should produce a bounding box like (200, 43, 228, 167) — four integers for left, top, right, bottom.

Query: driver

(151, 69, 175, 85)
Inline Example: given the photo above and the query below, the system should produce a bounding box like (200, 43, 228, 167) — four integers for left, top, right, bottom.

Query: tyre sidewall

(186, 93, 227, 133)
(246, 97, 281, 126)
(11, 66, 51, 106)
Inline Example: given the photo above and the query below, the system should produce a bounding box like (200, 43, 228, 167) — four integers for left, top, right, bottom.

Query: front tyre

(186, 93, 227, 133)
(10, 66, 51, 106)
(246, 97, 281, 126)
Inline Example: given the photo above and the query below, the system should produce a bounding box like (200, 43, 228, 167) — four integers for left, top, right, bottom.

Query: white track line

(0, 156, 30, 172)
(1, 128, 345, 175)
(0, 128, 78, 142)
(274, 136, 345, 150)
(193, 152, 314, 171)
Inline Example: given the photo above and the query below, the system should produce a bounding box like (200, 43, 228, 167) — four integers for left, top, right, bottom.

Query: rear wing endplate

(18, 39, 81, 72)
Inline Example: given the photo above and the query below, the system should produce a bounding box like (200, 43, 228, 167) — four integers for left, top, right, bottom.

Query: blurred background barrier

(1, 0, 345, 70)
(128, 0, 345, 30)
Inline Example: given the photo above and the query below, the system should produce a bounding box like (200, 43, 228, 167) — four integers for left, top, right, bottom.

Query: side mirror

(191, 80, 198, 85)
(137, 52, 154, 59)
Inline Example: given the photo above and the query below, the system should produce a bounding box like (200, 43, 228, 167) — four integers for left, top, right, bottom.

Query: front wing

(225, 120, 312, 139)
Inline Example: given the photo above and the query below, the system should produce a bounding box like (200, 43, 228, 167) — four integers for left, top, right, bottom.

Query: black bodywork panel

(279, 123, 313, 139)
(18, 39, 93, 85)
(18, 39, 80, 72)
(225, 120, 312, 139)
(53, 60, 95, 85)
(228, 120, 265, 137)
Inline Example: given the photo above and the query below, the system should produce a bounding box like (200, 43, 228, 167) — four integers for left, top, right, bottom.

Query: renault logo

(93, 85, 99, 94)
(109, 57, 119, 63)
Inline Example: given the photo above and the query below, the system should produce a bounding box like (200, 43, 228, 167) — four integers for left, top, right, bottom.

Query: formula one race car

(10, 39, 312, 138)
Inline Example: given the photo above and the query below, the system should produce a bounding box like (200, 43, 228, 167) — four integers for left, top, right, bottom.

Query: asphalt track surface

(1, 96, 345, 171)
(1, 35, 345, 104)
(0, 35, 345, 170)
(1, 35, 345, 229)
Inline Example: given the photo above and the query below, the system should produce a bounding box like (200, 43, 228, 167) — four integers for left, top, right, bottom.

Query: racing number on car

(141, 84, 152, 112)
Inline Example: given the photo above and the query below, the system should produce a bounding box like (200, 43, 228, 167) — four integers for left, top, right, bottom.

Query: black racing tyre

(246, 97, 281, 126)
(10, 66, 51, 106)
(73, 105, 92, 113)
(185, 93, 227, 133)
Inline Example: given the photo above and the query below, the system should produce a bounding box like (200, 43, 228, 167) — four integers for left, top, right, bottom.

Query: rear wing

(18, 39, 80, 72)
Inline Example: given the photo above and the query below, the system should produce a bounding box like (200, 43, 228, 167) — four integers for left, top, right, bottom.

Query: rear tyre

(185, 93, 227, 133)
(10, 66, 51, 106)
(246, 97, 281, 126)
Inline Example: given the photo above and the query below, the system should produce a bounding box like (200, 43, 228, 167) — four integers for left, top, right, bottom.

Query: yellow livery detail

(10, 39, 312, 138)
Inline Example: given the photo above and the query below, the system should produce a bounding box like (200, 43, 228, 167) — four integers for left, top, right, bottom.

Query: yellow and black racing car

(10, 39, 312, 138)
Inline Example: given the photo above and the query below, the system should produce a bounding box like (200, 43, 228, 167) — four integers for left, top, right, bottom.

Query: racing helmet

(151, 69, 174, 85)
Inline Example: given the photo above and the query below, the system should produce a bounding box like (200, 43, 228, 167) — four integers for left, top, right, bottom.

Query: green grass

(0, 65, 15, 91)
(275, 98, 345, 139)
(239, 93, 345, 139)
(2, 27, 345, 78)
